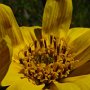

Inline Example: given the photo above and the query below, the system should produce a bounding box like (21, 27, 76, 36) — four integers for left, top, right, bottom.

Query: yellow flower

(0, 0, 90, 90)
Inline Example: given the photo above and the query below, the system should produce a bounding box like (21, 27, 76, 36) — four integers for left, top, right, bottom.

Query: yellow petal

(6, 79, 44, 90)
(42, 0, 72, 36)
(1, 61, 23, 86)
(61, 74, 90, 90)
(1, 61, 44, 90)
(74, 75, 90, 90)
(13, 44, 25, 57)
(0, 35, 12, 82)
(0, 4, 24, 46)
(54, 75, 90, 90)
(54, 81, 80, 90)
(67, 28, 89, 44)
(67, 28, 90, 68)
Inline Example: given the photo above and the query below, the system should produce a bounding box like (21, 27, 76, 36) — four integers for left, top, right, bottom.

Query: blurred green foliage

(0, 0, 90, 27)
(71, 0, 90, 27)
(0, 0, 44, 26)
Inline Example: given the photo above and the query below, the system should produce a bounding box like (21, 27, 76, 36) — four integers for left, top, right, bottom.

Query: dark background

(0, 0, 90, 28)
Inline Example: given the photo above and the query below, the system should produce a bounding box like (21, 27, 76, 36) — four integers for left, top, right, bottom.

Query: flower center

(17, 35, 78, 85)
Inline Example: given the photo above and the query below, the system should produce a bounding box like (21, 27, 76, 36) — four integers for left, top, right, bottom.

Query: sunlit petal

(6, 79, 44, 90)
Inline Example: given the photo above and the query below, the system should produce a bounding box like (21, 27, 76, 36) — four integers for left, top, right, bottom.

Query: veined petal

(1, 61, 44, 90)
(71, 46, 90, 72)
(0, 4, 24, 46)
(42, 0, 72, 36)
(67, 28, 90, 68)
(67, 28, 89, 44)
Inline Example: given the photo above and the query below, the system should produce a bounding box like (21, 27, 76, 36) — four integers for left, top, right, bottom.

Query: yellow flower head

(1, 0, 90, 90)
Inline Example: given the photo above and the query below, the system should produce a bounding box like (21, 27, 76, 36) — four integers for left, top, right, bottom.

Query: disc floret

(18, 35, 78, 85)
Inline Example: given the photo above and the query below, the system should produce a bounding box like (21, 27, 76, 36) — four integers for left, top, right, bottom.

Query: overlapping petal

(67, 28, 90, 69)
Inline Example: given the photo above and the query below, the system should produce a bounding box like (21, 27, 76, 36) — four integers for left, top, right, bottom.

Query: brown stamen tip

(44, 40, 47, 48)
(40, 39, 43, 48)
(24, 51, 27, 57)
(54, 55, 57, 62)
(19, 58, 24, 64)
(28, 47, 31, 53)
(57, 45, 60, 55)
(34, 40, 37, 48)
(54, 40, 56, 49)
(50, 35, 53, 44)
(63, 58, 66, 64)
(62, 46, 66, 54)
(54, 37, 56, 40)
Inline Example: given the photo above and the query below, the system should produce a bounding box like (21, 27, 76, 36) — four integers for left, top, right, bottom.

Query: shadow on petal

(68, 60, 90, 77)
(0, 36, 12, 82)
